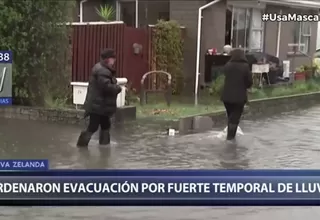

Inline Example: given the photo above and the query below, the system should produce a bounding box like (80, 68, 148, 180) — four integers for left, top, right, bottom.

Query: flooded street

(1, 105, 320, 219)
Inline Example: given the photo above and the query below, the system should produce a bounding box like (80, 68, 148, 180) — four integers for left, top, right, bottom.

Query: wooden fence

(71, 22, 152, 91)
(71, 22, 185, 92)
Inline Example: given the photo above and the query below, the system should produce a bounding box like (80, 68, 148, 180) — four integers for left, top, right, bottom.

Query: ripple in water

(1, 106, 320, 218)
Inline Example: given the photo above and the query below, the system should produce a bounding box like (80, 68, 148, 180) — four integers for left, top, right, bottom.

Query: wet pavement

(1, 105, 320, 219)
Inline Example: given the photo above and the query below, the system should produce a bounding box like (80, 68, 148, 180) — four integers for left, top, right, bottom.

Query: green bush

(250, 80, 320, 100)
(153, 20, 184, 94)
(209, 74, 225, 97)
(207, 78, 320, 101)
(0, 0, 75, 106)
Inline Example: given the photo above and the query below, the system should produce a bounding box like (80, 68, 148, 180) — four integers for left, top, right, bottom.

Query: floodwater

(1, 105, 320, 219)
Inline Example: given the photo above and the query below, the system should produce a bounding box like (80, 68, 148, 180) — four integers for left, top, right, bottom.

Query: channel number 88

(0, 53, 10, 62)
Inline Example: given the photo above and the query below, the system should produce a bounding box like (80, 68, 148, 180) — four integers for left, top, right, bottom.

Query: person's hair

(229, 48, 248, 62)
(100, 48, 116, 60)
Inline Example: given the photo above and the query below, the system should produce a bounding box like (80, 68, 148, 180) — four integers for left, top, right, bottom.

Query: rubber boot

(226, 124, 238, 140)
(99, 130, 110, 145)
(76, 131, 93, 147)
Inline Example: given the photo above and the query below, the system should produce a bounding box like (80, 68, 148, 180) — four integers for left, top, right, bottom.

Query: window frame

(298, 21, 311, 54)
(117, 0, 170, 27)
(249, 8, 264, 52)
(230, 6, 264, 52)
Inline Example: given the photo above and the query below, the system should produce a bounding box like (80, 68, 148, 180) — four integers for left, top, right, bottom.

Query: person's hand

(111, 78, 118, 84)
(115, 85, 122, 94)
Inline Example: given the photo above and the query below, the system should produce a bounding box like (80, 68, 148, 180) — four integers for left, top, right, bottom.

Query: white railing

(56, 21, 124, 26)
(70, 78, 128, 109)
(66, 21, 124, 25)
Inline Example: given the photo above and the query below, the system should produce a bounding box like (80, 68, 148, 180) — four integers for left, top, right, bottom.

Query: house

(74, 0, 320, 90)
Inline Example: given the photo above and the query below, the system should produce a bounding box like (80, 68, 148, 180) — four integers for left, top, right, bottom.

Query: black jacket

(84, 61, 121, 116)
(221, 55, 253, 104)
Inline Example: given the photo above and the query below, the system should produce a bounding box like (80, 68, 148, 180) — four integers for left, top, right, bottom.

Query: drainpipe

(276, 9, 282, 57)
(79, 0, 88, 23)
(194, 0, 222, 105)
(318, 22, 320, 50)
(116, 0, 121, 21)
(135, 0, 139, 28)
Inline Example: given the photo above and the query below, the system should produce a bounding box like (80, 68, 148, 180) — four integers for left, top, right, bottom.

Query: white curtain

(249, 9, 263, 51)
(232, 7, 263, 51)
(232, 8, 248, 48)
(300, 22, 311, 53)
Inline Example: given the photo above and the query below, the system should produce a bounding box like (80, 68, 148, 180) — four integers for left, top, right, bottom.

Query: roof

(260, 0, 320, 9)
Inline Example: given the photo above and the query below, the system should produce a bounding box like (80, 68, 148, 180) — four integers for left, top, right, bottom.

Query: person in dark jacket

(221, 48, 253, 140)
(76, 48, 122, 147)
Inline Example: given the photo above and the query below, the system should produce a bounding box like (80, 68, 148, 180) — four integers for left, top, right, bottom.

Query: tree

(0, 0, 75, 106)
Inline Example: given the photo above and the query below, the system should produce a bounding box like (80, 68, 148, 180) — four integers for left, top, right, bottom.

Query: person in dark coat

(221, 48, 253, 140)
(76, 48, 122, 147)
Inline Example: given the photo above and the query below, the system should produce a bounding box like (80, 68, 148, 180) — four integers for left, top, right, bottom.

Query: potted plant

(95, 5, 115, 21)
(305, 64, 317, 80)
(295, 65, 307, 81)
(295, 64, 317, 80)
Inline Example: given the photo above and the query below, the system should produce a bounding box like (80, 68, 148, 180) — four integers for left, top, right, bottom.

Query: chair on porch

(252, 63, 270, 87)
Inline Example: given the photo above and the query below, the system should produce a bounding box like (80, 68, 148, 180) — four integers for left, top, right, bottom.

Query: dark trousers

(224, 102, 245, 125)
(86, 113, 111, 133)
(223, 102, 245, 139)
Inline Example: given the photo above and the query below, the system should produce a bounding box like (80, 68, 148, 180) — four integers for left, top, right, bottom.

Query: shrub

(153, 20, 184, 94)
(0, 0, 75, 106)
(209, 74, 225, 97)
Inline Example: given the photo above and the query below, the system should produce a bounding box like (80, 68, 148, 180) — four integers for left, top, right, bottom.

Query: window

(231, 7, 264, 52)
(119, 1, 136, 27)
(249, 9, 264, 51)
(298, 22, 311, 54)
(118, 0, 169, 27)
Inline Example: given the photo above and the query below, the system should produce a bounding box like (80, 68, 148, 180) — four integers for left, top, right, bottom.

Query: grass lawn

(132, 93, 225, 120)
(130, 79, 320, 120)
(136, 101, 225, 120)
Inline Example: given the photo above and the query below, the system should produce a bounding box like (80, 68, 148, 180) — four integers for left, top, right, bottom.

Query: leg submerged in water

(99, 130, 110, 145)
(227, 123, 238, 140)
(225, 103, 244, 140)
(76, 114, 100, 147)
(77, 131, 93, 147)
(99, 115, 111, 145)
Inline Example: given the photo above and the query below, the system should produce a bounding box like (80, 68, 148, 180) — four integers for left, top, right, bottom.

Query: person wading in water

(221, 48, 253, 140)
(76, 48, 121, 147)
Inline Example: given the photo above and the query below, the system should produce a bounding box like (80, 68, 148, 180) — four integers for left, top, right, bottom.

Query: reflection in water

(76, 147, 113, 169)
(1, 106, 320, 219)
(219, 141, 250, 169)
